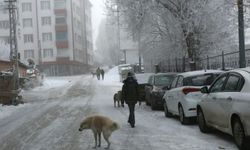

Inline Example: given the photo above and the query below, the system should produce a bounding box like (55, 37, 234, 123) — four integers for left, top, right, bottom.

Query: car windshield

(183, 73, 220, 86)
(135, 73, 153, 84)
(154, 75, 175, 86)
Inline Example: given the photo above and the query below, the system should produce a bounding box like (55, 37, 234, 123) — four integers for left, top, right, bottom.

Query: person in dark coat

(100, 69, 105, 80)
(96, 67, 101, 80)
(121, 71, 140, 128)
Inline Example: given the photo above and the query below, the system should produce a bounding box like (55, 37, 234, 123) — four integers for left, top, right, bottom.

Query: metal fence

(157, 49, 250, 73)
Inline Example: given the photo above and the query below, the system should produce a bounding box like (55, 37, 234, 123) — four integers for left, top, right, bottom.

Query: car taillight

(182, 88, 200, 95)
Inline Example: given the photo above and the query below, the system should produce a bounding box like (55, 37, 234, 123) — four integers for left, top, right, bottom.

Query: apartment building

(0, 1, 9, 45)
(0, 0, 93, 76)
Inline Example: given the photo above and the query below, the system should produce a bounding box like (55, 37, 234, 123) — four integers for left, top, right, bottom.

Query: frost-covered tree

(105, 0, 239, 71)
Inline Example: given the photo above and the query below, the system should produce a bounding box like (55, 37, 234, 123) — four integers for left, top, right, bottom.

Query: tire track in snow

(90, 82, 154, 150)
(0, 75, 98, 150)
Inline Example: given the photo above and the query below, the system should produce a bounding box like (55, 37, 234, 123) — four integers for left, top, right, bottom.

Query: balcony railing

(54, 9, 67, 15)
(55, 24, 67, 32)
(56, 41, 68, 48)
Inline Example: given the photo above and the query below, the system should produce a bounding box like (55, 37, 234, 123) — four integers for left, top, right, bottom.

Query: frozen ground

(0, 67, 237, 150)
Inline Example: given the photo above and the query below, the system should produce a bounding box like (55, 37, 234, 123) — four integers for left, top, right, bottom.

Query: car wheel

(151, 101, 156, 110)
(232, 118, 250, 150)
(197, 108, 210, 133)
(178, 105, 189, 125)
(163, 101, 172, 118)
(146, 98, 150, 106)
(151, 96, 156, 110)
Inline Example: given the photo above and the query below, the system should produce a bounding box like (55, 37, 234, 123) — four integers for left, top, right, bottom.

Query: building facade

(0, 1, 9, 45)
(0, 0, 93, 76)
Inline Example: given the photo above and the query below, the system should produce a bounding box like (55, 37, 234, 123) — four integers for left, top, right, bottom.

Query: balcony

(54, 9, 67, 15)
(56, 41, 68, 48)
(56, 57, 70, 63)
(55, 24, 67, 32)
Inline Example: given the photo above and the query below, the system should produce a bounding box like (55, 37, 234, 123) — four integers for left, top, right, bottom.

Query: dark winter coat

(96, 68, 101, 75)
(100, 69, 104, 75)
(121, 77, 139, 105)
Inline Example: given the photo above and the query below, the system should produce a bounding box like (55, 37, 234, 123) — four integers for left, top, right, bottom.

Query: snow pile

(31, 77, 74, 91)
(98, 66, 122, 86)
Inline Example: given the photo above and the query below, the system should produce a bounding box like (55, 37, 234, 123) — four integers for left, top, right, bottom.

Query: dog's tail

(111, 122, 120, 131)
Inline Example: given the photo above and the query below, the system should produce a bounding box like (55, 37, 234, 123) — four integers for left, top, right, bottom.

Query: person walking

(96, 67, 101, 80)
(121, 71, 139, 128)
(100, 69, 105, 80)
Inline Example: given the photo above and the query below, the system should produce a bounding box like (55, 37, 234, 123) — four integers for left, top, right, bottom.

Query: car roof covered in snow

(234, 67, 250, 73)
(153, 72, 177, 76)
(178, 70, 224, 77)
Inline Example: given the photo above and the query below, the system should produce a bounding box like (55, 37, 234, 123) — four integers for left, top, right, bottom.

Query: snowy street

(0, 67, 238, 150)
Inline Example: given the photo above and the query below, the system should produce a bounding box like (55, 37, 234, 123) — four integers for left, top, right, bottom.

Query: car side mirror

(200, 86, 209, 94)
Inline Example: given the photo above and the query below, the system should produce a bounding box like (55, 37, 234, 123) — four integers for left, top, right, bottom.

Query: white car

(197, 68, 250, 150)
(163, 70, 223, 124)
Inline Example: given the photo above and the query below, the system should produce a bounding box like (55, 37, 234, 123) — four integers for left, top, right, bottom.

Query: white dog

(79, 115, 119, 149)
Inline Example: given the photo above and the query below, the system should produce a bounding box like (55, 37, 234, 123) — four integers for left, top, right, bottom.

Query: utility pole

(238, 0, 246, 68)
(5, 0, 19, 104)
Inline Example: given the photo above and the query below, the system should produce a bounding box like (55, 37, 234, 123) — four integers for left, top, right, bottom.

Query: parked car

(118, 64, 133, 82)
(145, 73, 176, 110)
(197, 68, 250, 150)
(163, 70, 223, 124)
(135, 73, 154, 102)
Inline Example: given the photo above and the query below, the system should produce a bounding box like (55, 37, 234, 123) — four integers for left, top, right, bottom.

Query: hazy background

(91, 0, 105, 50)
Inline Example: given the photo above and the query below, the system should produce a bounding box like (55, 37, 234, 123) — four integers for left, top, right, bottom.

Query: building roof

(0, 59, 29, 69)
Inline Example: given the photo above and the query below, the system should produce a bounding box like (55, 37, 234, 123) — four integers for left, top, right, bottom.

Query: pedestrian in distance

(96, 67, 101, 80)
(100, 69, 105, 80)
(121, 71, 140, 128)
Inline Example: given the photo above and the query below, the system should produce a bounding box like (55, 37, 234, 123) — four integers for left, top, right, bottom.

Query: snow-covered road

(0, 67, 238, 150)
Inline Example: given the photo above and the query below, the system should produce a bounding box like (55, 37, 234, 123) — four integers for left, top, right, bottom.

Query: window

(24, 49, 34, 59)
(210, 75, 227, 93)
(148, 76, 153, 85)
(41, 17, 51, 25)
(170, 76, 178, 89)
(23, 18, 32, 28)
(154, 75, 175, 86)
(176, 76, 184, 87)
(22, 3, 32, 12)
(0, 4, 7, 14)
(0, 21, 9, 29)
(24, 34, 34, 43)
(42, 33, 52, 42)
(41, 1, 50, 10)
(54, 0, 66, 9)
(0, 36, 10, 44)
(183, 73, 220, 86)
(56, 32, 67, 41)
(57, 48, 68, 57)
(43, 49, 53, 58)
(55, 16, 66, 24)
(224, 75, 243, 92)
